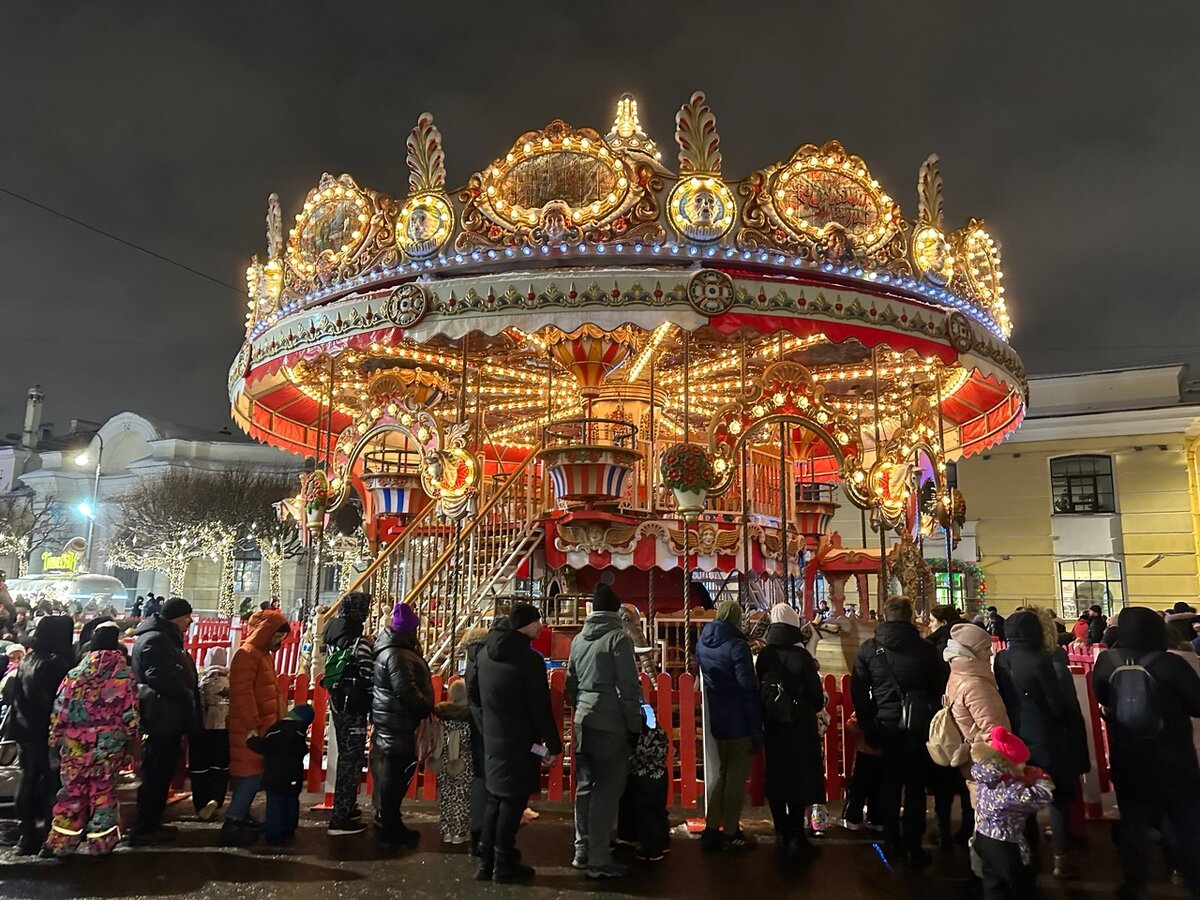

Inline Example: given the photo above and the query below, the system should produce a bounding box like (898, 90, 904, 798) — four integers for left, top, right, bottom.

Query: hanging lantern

(548, 325, 638, 398)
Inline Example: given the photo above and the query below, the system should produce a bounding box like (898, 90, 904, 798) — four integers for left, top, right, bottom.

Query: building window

(232, 551, 262, 596)
(1051, 455, 1115, 514)
(1059, 559, 1123, 618)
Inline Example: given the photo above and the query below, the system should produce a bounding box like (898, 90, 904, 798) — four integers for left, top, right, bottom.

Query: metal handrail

(399, 443, 542, 607)
(338, 500, 437, 602)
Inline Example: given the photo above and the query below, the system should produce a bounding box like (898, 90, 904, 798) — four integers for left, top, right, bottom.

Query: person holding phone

(566, 583, 644, 879)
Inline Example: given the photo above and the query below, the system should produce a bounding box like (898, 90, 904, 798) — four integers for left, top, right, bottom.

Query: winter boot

(493, 849, 535, 884)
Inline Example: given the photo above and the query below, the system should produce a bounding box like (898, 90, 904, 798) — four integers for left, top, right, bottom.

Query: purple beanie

(391, 601, 419, 634)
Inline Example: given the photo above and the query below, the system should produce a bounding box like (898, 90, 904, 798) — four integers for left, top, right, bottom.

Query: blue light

(487, 249, 497, 259)
(615, 244, 624, 253)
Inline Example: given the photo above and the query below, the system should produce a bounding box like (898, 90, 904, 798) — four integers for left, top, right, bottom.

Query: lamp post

(75, 433, 104, 573)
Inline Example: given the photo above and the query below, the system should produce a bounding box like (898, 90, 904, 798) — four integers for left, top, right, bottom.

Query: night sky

(3, 1, 1198, 436)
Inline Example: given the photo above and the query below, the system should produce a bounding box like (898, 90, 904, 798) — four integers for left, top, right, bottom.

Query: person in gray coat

(566, 583, 644, 879)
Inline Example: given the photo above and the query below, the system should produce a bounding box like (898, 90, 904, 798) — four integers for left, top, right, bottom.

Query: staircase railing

(406, 446, 543, 672)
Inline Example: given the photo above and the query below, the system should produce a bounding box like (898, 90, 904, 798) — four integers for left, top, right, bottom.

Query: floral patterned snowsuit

(44, 648, 139, 856)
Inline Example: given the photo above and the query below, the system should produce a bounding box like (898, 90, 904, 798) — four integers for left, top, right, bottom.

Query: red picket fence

(169, 635, 1117, 816)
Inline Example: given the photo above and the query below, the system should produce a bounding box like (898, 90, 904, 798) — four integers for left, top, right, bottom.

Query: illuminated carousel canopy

(230, 91, 1026, 520)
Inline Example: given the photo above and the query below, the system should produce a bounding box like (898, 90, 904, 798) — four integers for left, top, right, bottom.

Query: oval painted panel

(497, 151, 621, 214)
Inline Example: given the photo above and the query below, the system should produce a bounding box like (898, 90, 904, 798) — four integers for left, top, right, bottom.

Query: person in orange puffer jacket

(220, 608, 290, 846)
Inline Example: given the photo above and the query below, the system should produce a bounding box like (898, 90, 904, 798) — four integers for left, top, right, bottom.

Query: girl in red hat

(970, 726, 1055, 898)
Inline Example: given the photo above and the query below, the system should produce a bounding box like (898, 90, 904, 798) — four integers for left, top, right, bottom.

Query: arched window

(1050, 454, 1115, 514)
(1059, 559, 1123, 618)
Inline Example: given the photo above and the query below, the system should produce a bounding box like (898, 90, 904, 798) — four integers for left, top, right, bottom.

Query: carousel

(229, 93, 1025, 673)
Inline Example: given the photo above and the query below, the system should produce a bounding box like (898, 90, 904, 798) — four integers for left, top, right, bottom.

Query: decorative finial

(675, 92, 722, 174)
(605, 93, 660, 160)
(266, 193, 283, 259)
(407, 113, 446, 195)
(613, 93, 641, 138)
(917, 154, 943, 228)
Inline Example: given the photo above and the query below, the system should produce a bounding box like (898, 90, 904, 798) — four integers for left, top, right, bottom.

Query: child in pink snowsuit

(44, 624, 139, 856)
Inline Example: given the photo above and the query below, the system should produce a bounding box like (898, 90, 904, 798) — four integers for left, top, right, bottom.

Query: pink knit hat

(989, 726, 1030, 766)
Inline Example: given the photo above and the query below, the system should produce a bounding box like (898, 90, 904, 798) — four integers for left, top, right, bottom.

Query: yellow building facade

(957, 364, 1200, 616)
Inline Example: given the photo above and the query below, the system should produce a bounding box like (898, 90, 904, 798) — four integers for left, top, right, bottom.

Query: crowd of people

(2, 580, 1200, 900)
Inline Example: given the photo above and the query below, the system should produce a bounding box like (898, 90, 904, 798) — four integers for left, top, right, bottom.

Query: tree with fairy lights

(0, 489, 70, 576)
(107, 467, 301, 614)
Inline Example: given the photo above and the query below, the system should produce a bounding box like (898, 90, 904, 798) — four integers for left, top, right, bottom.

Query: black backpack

(1103, 650, 1164, 738)
(759, 646, 798, 725)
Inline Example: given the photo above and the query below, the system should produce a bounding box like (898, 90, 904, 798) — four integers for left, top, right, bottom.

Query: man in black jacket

(461, 625, 491, 855)
(321, 592, 374, 836)
(2, 615, 74, 854)
(851, 595, 943, 867)
(370, 601, 434, 848)
(475, 603, 562, 884)
(1094, 607, 1200, 898)
(130, 597, 200, 845)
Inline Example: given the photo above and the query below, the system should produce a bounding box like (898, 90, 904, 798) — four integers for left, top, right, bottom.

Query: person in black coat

(1, 615, 74, 854)
(461, 625, 491, 856)
(129, 598, 200, 844)
(926, 605, 965, 657)
(755, 604, 825, 858)
(850, 596, 943, 867)
(1094, 607, 1200, 898)
(370, 601, 434, 848)
(474, 604, 562, 884)
(994, 610, 1088, 873)
(1085, 605, 1106, 646)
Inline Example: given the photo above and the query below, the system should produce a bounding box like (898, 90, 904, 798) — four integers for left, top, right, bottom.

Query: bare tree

(0, 489, 71, 576)
(107, 467, 301, 612)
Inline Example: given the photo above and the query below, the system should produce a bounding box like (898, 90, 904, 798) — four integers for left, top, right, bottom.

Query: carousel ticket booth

(227, 92, 1026, 673)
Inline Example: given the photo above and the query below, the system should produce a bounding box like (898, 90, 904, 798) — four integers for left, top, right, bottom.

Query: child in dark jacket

(616, 712, 670, 861)
(246, 704, 314, 844)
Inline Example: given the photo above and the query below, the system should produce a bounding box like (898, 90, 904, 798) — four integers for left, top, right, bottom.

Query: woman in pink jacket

(943, 622, 1011, 839)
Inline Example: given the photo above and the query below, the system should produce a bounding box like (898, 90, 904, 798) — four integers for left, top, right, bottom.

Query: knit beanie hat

(715, 599, 743, 630)
(989, 726, 1030, 766)
(949, 623, 993, 661)
(390, 602, 419, 635)
(769, 603, 800, 628)
(508, 602, 541, 631)
(285, 703, 315, 727)
(90, 622, 121, 652)
(160, 597, 193, 620)
(341, 592, 371, 623)
(592, 583, 620, 612)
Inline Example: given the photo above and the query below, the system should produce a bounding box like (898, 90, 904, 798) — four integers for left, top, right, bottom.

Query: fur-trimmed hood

(435, 699, 471, 721)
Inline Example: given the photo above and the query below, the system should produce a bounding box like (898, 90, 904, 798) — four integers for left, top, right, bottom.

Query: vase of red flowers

(659, 443, 716, 520)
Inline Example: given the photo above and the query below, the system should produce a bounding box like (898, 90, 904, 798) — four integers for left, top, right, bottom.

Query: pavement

(0, 798, 1190, 899)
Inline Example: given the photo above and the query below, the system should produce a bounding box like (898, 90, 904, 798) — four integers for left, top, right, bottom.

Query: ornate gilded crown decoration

(231, 91, 1027, 551)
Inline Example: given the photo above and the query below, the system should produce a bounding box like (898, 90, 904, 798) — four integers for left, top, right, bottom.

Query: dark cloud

(2, 1, 1198, 433)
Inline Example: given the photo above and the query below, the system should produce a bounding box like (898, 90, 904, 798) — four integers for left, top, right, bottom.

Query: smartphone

(641, 703, 657, 730)
(530, 742, 549, 759)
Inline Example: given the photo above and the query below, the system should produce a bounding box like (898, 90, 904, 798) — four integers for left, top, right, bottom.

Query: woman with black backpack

(755, 603, 825, 860)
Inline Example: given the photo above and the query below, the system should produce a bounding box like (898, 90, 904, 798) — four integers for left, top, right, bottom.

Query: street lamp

(75, 433, 104, 572)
